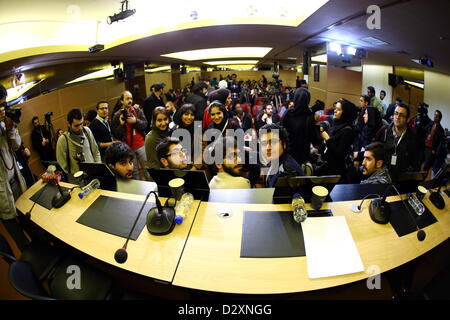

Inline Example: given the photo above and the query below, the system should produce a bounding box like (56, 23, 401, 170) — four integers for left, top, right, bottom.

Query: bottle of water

(78, 179, 100, 199)
(292, 193, 307, 223)
(174, 193, 194, 224)
(407, 193, 425, 216)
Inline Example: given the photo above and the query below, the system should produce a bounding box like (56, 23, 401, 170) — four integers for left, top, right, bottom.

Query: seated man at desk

(360, 142, 392, 184)
(260, 123, 304, 188)
(104, 142, 134, 179)
(209, 136, 251, 189)
(156, 137, 190, 170)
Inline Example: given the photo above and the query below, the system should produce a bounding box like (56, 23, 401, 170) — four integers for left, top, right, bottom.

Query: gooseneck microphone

(350, 194, 381, 213)
(114, 191, 161, 264)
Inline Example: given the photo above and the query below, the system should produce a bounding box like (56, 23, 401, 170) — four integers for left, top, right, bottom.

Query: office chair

(48, 256, 114, 300)
(8, 259, 55, 300)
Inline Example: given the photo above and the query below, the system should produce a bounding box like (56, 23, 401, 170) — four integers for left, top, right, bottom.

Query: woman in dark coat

(320, 98, 358, 178)
(281, 87, 322, 166)
(172, 103, 198, 163)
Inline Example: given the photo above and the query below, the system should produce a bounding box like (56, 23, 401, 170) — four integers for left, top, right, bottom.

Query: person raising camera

(111, 90, 149, 180)
(56, 108, 101, 183)
(0, 84, 34, 250)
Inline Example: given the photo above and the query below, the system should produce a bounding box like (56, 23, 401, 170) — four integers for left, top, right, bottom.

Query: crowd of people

(1, 77, 449, 247)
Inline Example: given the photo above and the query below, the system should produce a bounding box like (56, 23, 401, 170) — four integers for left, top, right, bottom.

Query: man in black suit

(89, 100, 115, 160)
(186, 81, 208, 121)
(142, 82, 165, 132)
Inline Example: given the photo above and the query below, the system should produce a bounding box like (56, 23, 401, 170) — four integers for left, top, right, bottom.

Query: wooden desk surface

(172, 192, 450, 294)
(15, 180, 200, 282)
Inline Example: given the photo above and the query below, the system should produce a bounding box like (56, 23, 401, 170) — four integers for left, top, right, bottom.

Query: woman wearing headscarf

(172, 103, 197, 164)
(320, 98, 358, 178)
(202, 88, 232, 130)
(281, 87, 322, 166)
(145, 107, 172, 169)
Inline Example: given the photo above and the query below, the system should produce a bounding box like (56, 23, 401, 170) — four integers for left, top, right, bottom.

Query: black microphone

(369, 185, 393, 224)
(429, 182, 445, 210)
(114, 191, 162, 264)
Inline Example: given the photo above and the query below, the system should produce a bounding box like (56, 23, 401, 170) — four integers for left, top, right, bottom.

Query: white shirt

(209, 171, 251, 189)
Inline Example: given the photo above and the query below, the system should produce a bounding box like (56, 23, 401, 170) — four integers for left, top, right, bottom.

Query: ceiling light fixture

(203, 60, 259, 65)
(161, 47, 272, 61)
(360, 36, 389, 46)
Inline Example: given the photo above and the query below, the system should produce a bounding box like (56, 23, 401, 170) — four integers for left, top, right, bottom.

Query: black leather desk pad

(241, 211, 306, 258)
(29, 184, 70, 210)
(76, 195, 154, 240)
(388, 200, 437, 237)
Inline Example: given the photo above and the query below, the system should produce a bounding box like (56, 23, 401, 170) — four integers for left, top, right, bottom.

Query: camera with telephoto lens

(310, 99, 325, 113)
(73, 151, 85, 163)
(121, 108, 130, 120)
(5, 105, 22, 123)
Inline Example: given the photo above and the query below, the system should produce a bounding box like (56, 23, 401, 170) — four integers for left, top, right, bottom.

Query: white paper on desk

(302, 216, 364, 279)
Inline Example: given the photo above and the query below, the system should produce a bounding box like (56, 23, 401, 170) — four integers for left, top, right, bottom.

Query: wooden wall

(18, 78, 125, 176)
(393, 84, 424, 117)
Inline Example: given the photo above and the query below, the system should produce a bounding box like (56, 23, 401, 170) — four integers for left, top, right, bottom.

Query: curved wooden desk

(15, 182, 450, 295)
(173, 191, 450, 294)
(15, 180, 201, 283)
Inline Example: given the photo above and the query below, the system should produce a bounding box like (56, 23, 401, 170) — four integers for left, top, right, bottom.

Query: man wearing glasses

(376, 103, 419, 181)
(89, 100, 116, 160)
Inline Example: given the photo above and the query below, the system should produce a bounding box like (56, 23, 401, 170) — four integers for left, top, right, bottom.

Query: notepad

(302, 216, 364, 279)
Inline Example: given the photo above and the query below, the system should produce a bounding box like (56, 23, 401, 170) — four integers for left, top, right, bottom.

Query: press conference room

(1, 0, 449, 303)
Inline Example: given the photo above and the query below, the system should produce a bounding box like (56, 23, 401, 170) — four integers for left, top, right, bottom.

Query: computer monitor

(147, 168, 210, 200)
(273, 175, 341, 204)
(78, 162, 117, 191)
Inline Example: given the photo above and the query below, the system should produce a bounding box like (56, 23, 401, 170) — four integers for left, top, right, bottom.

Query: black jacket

(142, 93, 164, 132)
(375, 123, 419, 180)
(281, 88, 321, 165)
(186, 93, 207, 121)
(89, 118, 113, 156)
(323, 125, 356, 175)
(255, 113, 281, 130)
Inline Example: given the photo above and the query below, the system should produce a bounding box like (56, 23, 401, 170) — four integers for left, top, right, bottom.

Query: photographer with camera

(0, 84, 29, 250)
(31, 115, 55, 163)
(111, 90, 149, 180)
(56, 108, 101, 183)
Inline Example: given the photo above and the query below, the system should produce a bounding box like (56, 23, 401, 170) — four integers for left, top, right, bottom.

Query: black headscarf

(173, 104, 196, 135)
(362, 107, 383, 143)
(289, 87, 311, 116)
(330, 99, 358, 136)
(208, 101, 229, 132)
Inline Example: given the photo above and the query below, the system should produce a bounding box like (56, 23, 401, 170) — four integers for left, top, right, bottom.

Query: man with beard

(105, 142, 135, 179)
(156, 137, 190, 170)
(375, 103, 419, 181)
(31, 116, 55, 162)
(209, 136, 250, 189)
(260, 123, 304, 188)
(56, 108, 101, 183)
(360, 142, 392, 184)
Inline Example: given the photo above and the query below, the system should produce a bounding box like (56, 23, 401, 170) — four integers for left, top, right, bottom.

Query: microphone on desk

(429, 182, 446, 210)
(114, 190, 175, 264)
(369, 184, 393, 224)
(350, 193, 382, 213)
(41, 165, 71, 209)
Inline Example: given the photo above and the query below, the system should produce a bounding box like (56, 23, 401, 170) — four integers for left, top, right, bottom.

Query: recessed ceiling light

(145, 66, 171, 72)
(161, 47, 272, 61)
(204, 60, 259, 65)
(361, 37, 389, 46)
(66, 68, 115, 85)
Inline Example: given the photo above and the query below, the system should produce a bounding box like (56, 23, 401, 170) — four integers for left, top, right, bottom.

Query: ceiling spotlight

(107, 0, 136, 24)
(329, 42, 342, 55)
(247, 5, 258, 16)
(346, 46, 357, 55)
(190, 10, 198, 20)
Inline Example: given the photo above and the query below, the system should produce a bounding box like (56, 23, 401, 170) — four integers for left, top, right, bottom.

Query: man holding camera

(0, 84, 29, 250)
(111, 91, 148, 180)
(56, 108, 101, 183)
